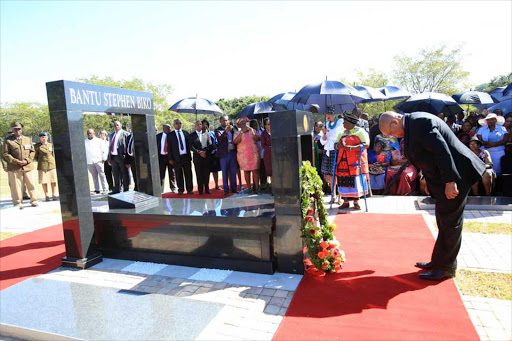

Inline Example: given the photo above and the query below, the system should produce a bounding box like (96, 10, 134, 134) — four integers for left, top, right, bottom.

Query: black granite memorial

(269, 110, 315, 274)
(46, 80, 161, 269)
(47, 80, 311, 275)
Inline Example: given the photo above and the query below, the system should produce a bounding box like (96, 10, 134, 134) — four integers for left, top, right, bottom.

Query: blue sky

(1, 1, 511, 104)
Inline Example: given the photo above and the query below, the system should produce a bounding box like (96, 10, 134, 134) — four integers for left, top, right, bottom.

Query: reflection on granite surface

(0, 278, 223, 340)
(92, 195, 275, 218)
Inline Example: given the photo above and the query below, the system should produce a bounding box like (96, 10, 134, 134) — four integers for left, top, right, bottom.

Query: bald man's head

(379, 111, 405, 138)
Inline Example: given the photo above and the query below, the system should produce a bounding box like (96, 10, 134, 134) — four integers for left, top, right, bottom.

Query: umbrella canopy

(487, 99, 512, 115)
(377, 86, 411, 100)
(354, 85, 388, 103)
(237, 101, 284, 119)
(169, 97, 223, 117)
(269, 92, 296, 104)
(452, 91, 495, 106)
(394, 92, 464, 116)
(488, 87, 512, 103)
(502, 83, 512, 97)
(290, 80, 368, 114)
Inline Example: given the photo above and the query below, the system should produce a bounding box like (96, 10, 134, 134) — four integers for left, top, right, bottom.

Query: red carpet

(274, 214, 478, 341)
(0, 224, 65, 291)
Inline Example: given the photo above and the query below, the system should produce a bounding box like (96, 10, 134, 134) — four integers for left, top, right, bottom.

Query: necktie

(177, 131, 185, 151)
(111, 132, 117, 153)
(164, 138, 168, 155)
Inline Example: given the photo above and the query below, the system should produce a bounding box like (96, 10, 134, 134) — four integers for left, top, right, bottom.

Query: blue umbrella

(354, 85, 388, 103)
(169, 97, 223, 119)
(269, 92, 296, 104)
(290, 80, 368, 114)
(487, 99, 512, 115)
(452, 91, 495, 107)
(237, 101, 284, 119)
(502, 83, 512, 97)
(488, 87, 512, 103)
(394, 92, 464, 116)
(377, 86, 411, 100)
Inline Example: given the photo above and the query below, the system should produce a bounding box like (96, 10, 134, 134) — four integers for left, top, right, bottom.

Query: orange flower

(320, 241, 328, 249)
(328, 244, 336, 249)
(303, 246, 308, 254)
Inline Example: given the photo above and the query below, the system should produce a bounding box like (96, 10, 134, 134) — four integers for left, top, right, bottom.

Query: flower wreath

(300, 161, 345, 274)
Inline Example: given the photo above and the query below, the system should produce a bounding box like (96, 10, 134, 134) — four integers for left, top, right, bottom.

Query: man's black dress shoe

(415, 261, 433, 269)
(205, 190, 211, 194)
(187, 191, 194, 194)
(418, 269, 455, 281)
(177, 192, 183, 195)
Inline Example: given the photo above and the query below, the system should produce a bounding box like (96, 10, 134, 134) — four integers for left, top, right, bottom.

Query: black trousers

(174, 157, 193, 193)
(429, 180, 473, 271)
(111, 155, 130, 193)
(194, 155, 211, 193)
(159, 155, 176, 192)
(104, 161, 114, 191)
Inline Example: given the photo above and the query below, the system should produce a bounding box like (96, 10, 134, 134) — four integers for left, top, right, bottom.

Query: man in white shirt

(85, 129, 108, 194)
(167, 119, 193, 194)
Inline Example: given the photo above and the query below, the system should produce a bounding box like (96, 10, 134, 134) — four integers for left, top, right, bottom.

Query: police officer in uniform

(34, 132, 58, 201)
(2, 122, 38, 209)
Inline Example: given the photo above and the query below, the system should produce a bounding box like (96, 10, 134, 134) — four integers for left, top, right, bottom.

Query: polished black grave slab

(417, 196, 512, 211)
(0, 278, 223, 341)
(92, 195, 276, 274)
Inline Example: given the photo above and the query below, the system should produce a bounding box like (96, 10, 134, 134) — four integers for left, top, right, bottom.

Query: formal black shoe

(94, 190, 100, 194)
(187, 191, 194, 195)
(415, 261, 433, 269)
(198, 192, 203, 195)
(418, 269, 455, 281)
(231, 190, 239, 194)
(205, 190, 211, 194)
(178, 192, 184, 195)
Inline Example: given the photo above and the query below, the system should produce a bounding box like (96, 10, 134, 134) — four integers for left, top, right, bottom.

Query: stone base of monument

(92, 194, 276, 274)
(416, 196, 512, 211)
(61, 253, 103, 269)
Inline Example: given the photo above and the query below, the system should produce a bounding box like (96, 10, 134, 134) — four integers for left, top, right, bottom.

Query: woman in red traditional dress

(335, 112, 369, 210)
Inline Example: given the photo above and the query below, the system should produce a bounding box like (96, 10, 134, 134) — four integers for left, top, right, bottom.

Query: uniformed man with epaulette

(2, 122, 38, 209)
(34, 131, 58, 201)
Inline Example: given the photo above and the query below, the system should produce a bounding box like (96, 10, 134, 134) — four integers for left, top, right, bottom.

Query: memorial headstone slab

(108, 191, 159, 210)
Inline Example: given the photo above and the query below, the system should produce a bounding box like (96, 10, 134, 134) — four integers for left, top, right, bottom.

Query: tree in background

(0, 102, 50, 139)
(475, 73, 512, 92)
(392, 45, 470, 95)
(216, 95, 270, 119)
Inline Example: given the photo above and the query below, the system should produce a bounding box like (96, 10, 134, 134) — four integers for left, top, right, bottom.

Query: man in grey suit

(108, 120, 130, 193)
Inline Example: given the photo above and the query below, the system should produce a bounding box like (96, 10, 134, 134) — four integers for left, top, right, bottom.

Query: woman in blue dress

(477, 113, 509, 176)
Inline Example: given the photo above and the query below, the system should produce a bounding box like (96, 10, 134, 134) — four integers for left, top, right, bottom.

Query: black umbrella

(169, 97, 223, 119)
(237, 101, 284, 119)
(452, 91, 495, 107)
(394, 92, 464, 116)
(289, 80, 368, 114)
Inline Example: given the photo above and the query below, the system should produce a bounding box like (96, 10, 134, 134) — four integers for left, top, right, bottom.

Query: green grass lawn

(463, 222, 512, 235)
(456, 269, 512, 300)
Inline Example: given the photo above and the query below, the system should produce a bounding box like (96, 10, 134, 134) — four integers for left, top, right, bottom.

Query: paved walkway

(1, 194, 511, 340)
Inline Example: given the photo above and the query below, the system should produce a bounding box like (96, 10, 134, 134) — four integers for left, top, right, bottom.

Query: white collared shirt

(85, 137, 103, 164)
(175, 130, 187, 155)
(160, 132, 167, 155)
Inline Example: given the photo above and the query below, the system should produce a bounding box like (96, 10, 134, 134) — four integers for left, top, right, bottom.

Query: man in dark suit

(167, 119, 193, 194)
(156, 124, 176, 193)
(380, 111, 486, 281)
(108, 120, 130, 193)
(190, 120, 216, 194)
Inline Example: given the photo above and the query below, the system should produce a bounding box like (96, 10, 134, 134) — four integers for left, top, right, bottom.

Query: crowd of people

(81, 116, 273, 197)
(313, 107, 512, 210)
(2, 104, 511, 209)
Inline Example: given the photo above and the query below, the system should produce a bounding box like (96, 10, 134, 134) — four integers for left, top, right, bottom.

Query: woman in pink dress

(234, 117, 261, 193)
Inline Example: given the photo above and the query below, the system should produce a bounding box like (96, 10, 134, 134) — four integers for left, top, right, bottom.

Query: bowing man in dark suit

(156, 124, 177, 193)
(108, 121, 130, 193)
(167, 119, 193, 194)
(190, 120, 216, 194)
(380, 111, 486, 281)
